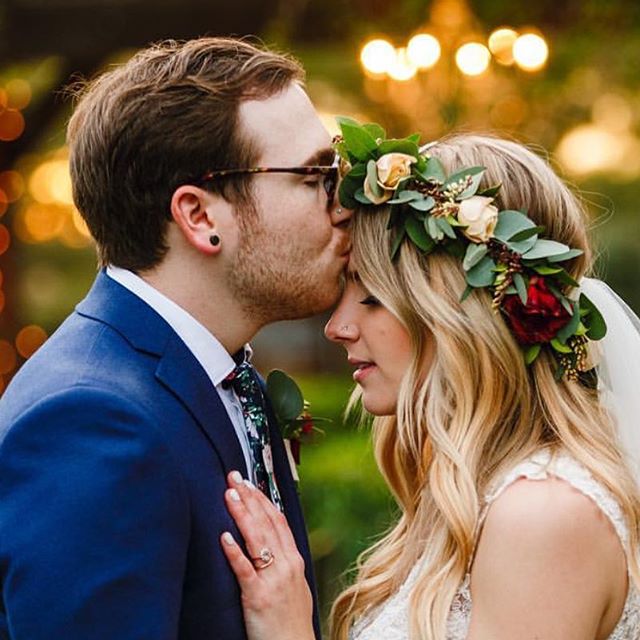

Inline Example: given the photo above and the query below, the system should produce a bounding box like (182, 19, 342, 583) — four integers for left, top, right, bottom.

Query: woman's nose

(324, 315, 357, 343)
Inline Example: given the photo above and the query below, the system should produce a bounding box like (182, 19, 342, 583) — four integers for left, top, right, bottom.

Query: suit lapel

(76, 270, 246, 475)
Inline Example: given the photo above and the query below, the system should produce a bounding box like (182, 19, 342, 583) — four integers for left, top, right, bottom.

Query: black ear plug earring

(209, 234, 220, 247)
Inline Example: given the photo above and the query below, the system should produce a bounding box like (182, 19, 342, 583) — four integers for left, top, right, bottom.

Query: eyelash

(359, 295, 380, 306)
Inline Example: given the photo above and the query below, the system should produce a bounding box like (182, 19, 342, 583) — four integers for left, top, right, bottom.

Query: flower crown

(333, 117, 607, 381)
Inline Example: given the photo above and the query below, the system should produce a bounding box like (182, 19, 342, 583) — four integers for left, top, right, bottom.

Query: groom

(0, 38, 351, 639)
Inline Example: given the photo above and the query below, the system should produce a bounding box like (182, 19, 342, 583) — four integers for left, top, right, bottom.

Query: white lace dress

(351, 450, 640, 639)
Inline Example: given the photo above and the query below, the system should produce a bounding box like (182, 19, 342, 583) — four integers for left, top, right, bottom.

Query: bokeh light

(557, 125, 624, 175)
(0, 171, 25, 202)
(387, 48, 417, 82)
(0, 109, 25, 142)
(407, 34, 441, 69)
(592, 93, 634, 133)
(0, 189, 8, 217)
(16, 325, 48, 359)
(18, 204, 66, 243)
(29, 160, 74, 205)
(5, 79, 32, 110)
(360, 39, 396, 75)
(488, 28, 519, 65)
(0, 224, 10, 256)
(0, 340, 17, 376)
(455, 42, 491, 76)
(513, 33, 549, 71)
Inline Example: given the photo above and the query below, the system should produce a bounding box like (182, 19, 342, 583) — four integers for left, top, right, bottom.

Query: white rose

(457, 195, 499, 243)
(363, 152, 416, 205)
(376, 153, 416, 189)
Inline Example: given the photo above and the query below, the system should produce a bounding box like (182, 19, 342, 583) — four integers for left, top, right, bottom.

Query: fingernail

(230, 470, 243, 484)
(228, 488, 241, 502)
(222, 532, 235, 545)
(243, 479, 256, 490)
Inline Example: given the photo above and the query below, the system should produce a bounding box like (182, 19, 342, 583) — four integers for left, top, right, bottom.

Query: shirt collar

(106, 266, 251, 386)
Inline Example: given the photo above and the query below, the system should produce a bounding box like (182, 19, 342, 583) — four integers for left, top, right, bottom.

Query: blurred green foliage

(293, 375, 395, 625)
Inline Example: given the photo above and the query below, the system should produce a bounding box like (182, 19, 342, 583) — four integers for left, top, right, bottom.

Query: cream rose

(363, 152, 416, 205)
(457, 195, 499, 243)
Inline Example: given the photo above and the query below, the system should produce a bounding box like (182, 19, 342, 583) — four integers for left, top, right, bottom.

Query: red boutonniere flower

(503, 276, 571, 345)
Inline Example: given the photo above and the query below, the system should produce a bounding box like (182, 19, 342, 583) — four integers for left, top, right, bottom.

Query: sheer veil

(581, 277, 640, 485)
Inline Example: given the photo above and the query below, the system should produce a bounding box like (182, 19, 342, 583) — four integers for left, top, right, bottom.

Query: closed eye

(359, 295, 381, 306)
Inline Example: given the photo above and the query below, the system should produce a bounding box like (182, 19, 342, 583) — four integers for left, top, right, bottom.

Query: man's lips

(348, 357, 376, 382)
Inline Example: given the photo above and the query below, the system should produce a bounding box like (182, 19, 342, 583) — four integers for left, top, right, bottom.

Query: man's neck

(139, 266, 259, 356)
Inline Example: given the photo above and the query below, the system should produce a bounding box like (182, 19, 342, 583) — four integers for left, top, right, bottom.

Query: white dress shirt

(106, 266, 253, 477)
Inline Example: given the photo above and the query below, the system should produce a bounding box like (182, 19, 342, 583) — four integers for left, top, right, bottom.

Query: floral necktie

(224, 361, 284, 512)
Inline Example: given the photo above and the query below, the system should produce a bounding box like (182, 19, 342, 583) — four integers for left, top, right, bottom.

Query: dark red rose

(301, 418, 314, 435)
(502, 276, 571, 345)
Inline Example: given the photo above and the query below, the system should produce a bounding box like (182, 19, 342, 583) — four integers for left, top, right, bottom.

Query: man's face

(228, 83, 351, 324)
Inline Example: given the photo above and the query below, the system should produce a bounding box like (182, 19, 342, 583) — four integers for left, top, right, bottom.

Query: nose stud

(336, 207, 343, 215)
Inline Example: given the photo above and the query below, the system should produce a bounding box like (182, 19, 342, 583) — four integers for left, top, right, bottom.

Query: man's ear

(170, 185, 226, 255)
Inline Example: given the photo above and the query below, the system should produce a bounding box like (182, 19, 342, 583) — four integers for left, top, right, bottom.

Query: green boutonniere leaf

(267, 370, 304, 422)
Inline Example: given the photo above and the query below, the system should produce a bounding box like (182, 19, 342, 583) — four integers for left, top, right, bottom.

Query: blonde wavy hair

(330, 134, 640, 640)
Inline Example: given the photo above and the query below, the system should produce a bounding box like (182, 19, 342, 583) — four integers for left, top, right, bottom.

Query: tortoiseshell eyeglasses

(193, 163, 339, 208)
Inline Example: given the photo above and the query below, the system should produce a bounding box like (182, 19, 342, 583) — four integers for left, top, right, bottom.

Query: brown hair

(66, 37, 305, 270)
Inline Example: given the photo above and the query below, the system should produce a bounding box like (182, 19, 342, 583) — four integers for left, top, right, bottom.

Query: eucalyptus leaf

(551, 338, 573, 354)
(553, 269, 580, 288)
(377, 138, 420, 158)
(580, 293, 607, 340)
(366, 160, 383, 198)
(523, 239, 572, 261)
(533, 265, 563, 275)
(426, 215, 443, 241)
(477, 183, 502, 198)
(460, 284, 474, 302)
(344, 162, 367, 178)
(340, 121, 379, 161)
(513, 272, 528, 305)
(388, 190, 423, 204)
(409, 196, 435, 211)
(444, 166, 485, 199)
(524, 344, 542, 365)
(390, 226, 407, 259)
(418, 157, 446, 183)
(494, 210, 537, 244)
(556, 301, 580, 342)
(354, 188, 372, 205)
(406, 216, 435, 252)
(362, 122, 386, 141)
(266, 370, 304, 422)
(462, 243, 488, 271)
(466, 256, 496, 288)
(436, 217, 457, 239)
(338, 177, 361, 209)
(547, 248, 584, 263)
(509, 226, 545, 242)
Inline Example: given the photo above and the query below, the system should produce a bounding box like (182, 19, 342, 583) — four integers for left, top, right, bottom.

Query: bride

(218, 125, 640, 639)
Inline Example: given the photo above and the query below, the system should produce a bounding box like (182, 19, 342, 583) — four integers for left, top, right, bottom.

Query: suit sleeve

(0, 386, 190, 640)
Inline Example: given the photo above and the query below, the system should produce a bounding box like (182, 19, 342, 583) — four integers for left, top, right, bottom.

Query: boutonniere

(266, 369, 328, 483)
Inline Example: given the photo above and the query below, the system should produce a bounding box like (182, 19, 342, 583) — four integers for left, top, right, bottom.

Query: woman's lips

(351, 361, 376, 383)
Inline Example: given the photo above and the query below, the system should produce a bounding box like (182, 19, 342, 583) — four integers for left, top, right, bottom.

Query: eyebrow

(300, 146, 336, 167)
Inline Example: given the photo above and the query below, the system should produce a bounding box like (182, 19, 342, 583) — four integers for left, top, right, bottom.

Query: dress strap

(467, 449, 630, 573)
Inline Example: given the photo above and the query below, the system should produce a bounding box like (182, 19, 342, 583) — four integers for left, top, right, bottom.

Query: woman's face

(324, 275, 418, 416)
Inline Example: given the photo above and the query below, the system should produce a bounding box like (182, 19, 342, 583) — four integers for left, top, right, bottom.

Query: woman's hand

(220, 471, 315, 640)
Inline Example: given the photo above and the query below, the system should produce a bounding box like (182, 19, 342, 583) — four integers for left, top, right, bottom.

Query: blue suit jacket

(0, 271, 321, 639)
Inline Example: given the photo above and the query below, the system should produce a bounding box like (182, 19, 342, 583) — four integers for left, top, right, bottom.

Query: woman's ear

(170, 185, 226, 255)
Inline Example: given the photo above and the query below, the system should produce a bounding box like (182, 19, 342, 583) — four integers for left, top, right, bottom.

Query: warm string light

(360, 27, 548, 81)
